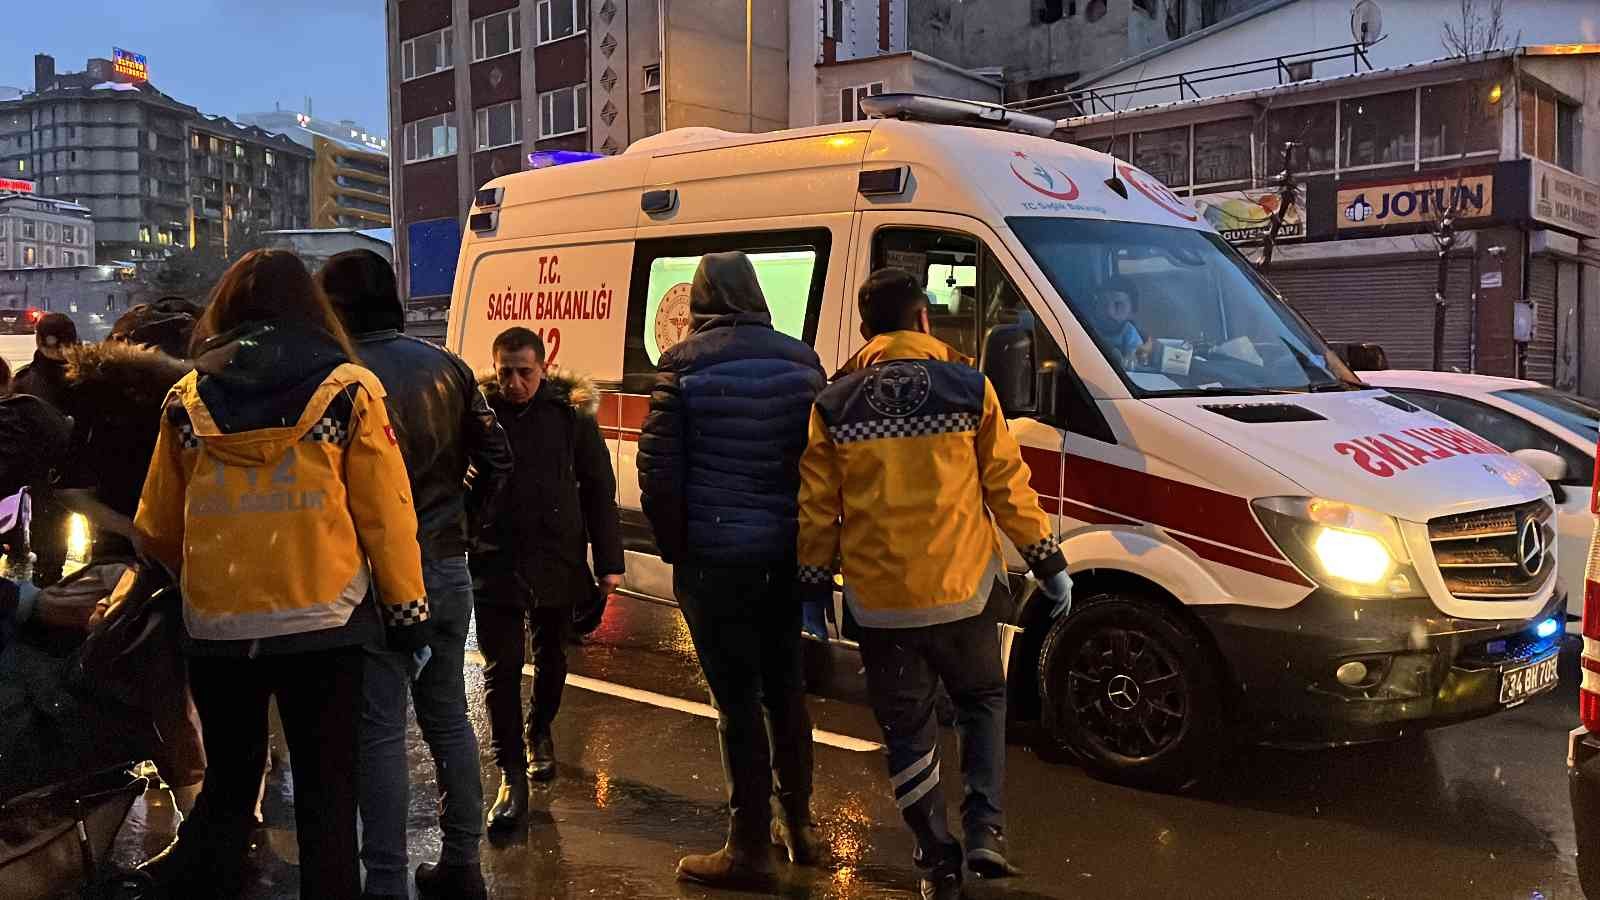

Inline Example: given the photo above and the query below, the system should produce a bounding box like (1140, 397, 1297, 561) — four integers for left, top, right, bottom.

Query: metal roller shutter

(1526, 257, 1558, 386)
(1264, 257, 1475, 372)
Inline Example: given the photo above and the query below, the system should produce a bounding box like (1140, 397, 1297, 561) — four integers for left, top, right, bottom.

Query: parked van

(447, 95, 1564, 789)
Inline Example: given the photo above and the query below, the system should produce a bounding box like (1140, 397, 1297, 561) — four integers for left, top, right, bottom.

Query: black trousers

(182, 646, 365, 900)
(858, 589, 1008, 875)
(476, 601, 570, 771)
(675, 564, 814, 844)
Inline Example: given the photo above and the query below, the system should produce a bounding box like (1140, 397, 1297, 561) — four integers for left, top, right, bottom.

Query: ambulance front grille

(1428, 499, 1555, 600)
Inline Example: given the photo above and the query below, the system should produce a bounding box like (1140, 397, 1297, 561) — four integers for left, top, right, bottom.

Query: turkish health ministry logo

(1010, 151, 1080, 201)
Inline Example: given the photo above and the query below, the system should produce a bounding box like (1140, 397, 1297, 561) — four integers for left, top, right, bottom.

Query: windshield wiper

(1146, 387, 1300, 398)
(1306, 381, 1363, 393)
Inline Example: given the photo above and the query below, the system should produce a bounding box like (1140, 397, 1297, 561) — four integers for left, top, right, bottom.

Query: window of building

(43, 247, 53, 267)
(537, 0, 588, 44)
(474, 9, 522, 61)
(1192, 118, 1252, 189)
(139, 225, 151, 244)
(1420, 81, 1500, 162)
(107, 293, 116, 312)
(20, 220, 34, 239)
(642, 64, 661, 92)
(0, 245, 6, 265)
(191, 132, 200, 151)
(61, 225, 75, 244)
(1556, 101, 1577, 171)
(404, 112, 459, 162)
(1134, 125, 1189, 188)
(1340, 90, 1415, 170)
(402, 27, 454, 80)
(1522, 83, 1581, 172)
(476, 101, 521, 150)
(840, 83, 885, 123)
(538, 85, 588, 138)
(624, 229, 831, 384)
(22, 246, 34, 267)
(43, 224, 54, 242)
(824, 0, 845, 40)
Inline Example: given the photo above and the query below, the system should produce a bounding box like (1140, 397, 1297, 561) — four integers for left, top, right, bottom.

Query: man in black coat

(476, 326, 623, 830)
(13, 313, 80, 587)
(320, 250, 512, 900)
(638, 252, 826, 889)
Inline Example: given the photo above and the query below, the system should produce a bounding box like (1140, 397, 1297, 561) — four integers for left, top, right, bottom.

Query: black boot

(677, 820, 777, 891)
(919, 870, 964, 900)
(415, 860, 489, 900)
(486, 769, 528, 832)
(139, 834, 246, 897)
(965, 824, 1016, 878)
(527, 732, 556, 782)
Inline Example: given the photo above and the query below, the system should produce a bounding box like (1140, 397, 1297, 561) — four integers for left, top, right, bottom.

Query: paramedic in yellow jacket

(796, 268, 1071, 900)
(132, 250, 429, 900)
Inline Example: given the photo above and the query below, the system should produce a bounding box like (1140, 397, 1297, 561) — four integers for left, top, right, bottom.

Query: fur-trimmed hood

(63, 341, 193, 425)
(477, 367, 598, 417)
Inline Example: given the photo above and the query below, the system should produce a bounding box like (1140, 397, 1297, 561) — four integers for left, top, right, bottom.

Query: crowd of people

(0, 244, 1072, 900)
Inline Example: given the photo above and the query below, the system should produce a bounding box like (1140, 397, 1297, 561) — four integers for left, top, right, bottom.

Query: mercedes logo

(1106, 674, 1142, 711)
(1517, 517, 1545, 578)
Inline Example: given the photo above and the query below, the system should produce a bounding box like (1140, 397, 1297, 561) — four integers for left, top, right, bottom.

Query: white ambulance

(447, 95, 1565, 789)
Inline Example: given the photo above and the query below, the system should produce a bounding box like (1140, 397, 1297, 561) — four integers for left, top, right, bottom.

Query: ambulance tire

(1037, 591, 1225, 793)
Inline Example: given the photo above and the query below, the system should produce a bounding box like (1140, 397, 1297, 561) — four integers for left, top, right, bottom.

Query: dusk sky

(0, 0, 390, 130)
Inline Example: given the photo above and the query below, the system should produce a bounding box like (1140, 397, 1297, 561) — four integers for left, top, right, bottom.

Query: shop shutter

(1526, 257, 1558, 386)
(1264, 257, 1474, 372)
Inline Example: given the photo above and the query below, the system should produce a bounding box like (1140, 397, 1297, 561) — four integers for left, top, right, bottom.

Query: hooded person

(472, 326, 623, 830)
(319, 248, 512, 900)
(108, 296, 202, 359)
(637, 251, 827, 889)
(132, 250, 428, 900)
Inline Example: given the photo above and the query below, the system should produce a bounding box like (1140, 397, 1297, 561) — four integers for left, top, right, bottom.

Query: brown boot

(676, 822, 776, 891)
(770, 795, 823, 866)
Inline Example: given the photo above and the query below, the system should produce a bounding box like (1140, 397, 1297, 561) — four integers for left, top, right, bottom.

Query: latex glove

(598, 573, 623, 595)
(408, 645, 433, 682)
(801, 600, 829, 641)
(1038, 570, 1073, 619)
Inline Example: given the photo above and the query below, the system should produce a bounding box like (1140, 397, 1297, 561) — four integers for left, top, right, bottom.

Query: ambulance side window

(621, 228, 832, 392)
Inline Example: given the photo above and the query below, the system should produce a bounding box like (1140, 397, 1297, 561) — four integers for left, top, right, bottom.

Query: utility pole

(1257, 140, 1298, 273)
(745, 0, 754, 132)
(1433, 211, 1455, 372)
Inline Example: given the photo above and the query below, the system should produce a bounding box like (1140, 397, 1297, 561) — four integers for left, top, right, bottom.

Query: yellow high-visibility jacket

(796, 330, 1064, 629)
(135, 358, 427, 647)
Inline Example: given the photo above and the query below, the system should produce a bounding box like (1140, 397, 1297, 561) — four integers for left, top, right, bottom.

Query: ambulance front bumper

(1193, 586, 1567, 747)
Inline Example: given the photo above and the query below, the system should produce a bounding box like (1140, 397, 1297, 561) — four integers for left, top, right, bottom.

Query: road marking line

(463, 651, 883, 753)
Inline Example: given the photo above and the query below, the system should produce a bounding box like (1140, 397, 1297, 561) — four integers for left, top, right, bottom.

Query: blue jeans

(358, 555, 484, 894)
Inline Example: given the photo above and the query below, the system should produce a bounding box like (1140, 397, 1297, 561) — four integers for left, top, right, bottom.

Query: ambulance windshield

(1009, 217, 1358, 397)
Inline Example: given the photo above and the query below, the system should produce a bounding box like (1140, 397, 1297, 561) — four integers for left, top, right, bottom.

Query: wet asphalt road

(108, 594, 1583, 899)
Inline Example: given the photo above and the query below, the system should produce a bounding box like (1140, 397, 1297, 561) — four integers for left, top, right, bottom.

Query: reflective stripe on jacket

(796, 331, 1065, 629)
(135, 363, 427, 644)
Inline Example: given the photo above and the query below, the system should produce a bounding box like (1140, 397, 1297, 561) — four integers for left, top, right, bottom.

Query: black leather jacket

(353, 330, 512, 560)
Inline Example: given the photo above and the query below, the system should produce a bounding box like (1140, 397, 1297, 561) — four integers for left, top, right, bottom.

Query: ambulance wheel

(1038, 591, 1224, 792)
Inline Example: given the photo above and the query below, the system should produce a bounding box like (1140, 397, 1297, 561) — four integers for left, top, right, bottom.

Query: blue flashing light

(1535, 617, 1559, 639)
(528, 150, 604, 170)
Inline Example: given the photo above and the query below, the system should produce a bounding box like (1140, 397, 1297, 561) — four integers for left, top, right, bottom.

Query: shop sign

(0, 178, 35, 194)
(1336, 175, 1494, 230)
(1531, 160, 1600, 239)
(1192, 186, 1306, 244)
(112, 48, 148, 83)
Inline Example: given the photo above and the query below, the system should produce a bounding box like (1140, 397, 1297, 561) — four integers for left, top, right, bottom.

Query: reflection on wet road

(108, 594, 1581, 898)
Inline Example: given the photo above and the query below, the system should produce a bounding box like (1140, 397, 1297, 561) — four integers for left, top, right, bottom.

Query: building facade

(0, 55, 313, 264)
(187, 116, 313, 254)
(0, 264, 146, 340)
(1027, 41, 1600, 396)
(238, 110, 393, 229)
(386, 0, 792, 335)
(0, 191, 95, 270)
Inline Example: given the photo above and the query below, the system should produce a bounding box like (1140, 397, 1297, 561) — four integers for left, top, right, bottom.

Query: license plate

(1499, 651, 1560, 706)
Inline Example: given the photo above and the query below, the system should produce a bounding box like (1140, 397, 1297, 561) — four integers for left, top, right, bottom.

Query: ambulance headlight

(1252, 497, 1426, 598)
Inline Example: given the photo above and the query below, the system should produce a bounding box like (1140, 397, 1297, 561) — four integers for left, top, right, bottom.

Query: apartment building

(0, 190, 95, 270)
(239, 110, 393, 229)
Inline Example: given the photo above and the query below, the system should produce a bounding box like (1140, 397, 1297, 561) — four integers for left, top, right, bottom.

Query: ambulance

(446, 94, 1565, 790)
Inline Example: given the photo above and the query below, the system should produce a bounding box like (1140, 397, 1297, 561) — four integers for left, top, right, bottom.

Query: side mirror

(1512, 447, 1569, 482)
(981, 322, 1036, 416)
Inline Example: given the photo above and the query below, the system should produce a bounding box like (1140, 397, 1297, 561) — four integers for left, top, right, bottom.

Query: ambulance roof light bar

(858, 93, 1058, 139)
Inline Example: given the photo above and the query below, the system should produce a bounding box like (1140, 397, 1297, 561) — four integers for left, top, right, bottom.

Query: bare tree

(1425, 0, 1517, 371)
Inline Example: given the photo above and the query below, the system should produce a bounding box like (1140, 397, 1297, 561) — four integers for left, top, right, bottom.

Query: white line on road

(463, 650, 884, 753)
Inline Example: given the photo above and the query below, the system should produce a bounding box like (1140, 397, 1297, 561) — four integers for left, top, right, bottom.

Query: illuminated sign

(0, 178, 35, 194)
(112, 48, 149, 83)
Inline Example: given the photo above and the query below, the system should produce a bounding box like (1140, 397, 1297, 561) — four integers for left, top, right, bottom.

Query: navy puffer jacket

(638, 252, 825, 567)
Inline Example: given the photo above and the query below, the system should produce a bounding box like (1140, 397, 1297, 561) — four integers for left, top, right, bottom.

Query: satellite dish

(1350, 0, 1384, 46)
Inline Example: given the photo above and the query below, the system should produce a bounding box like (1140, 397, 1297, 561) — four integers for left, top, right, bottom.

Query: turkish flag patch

(384, 425, 398, 446)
